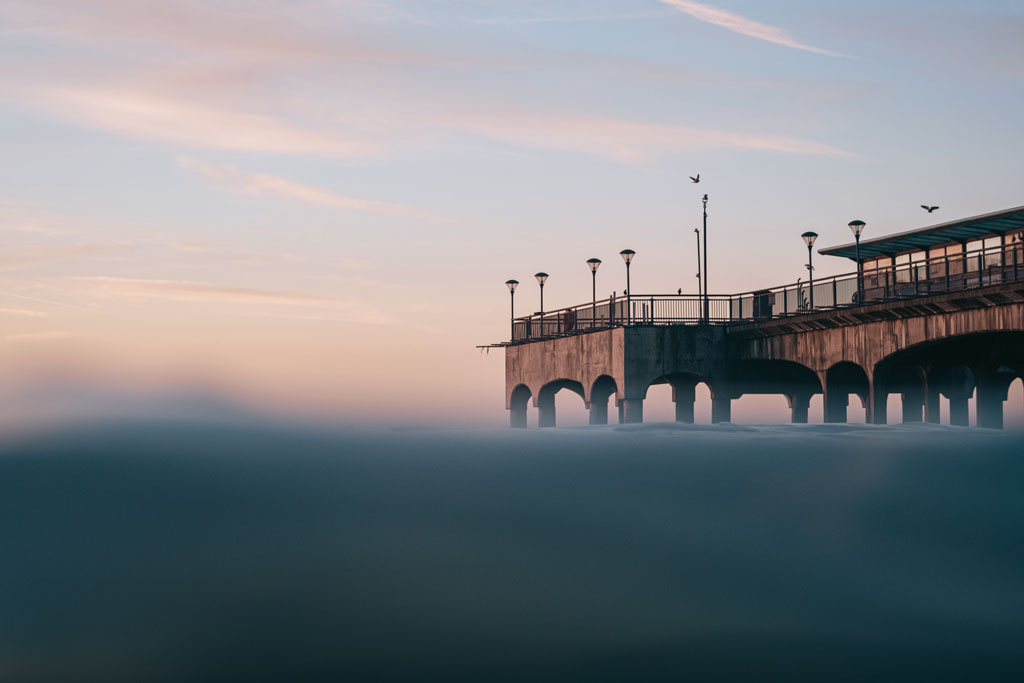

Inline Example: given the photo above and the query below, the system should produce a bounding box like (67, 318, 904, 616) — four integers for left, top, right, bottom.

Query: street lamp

(620, 249, 635, 324)
(702, 194, 709, 323)
(586, 258, 601, 329)
(694, 228, 701, 302)
(801, 231, 818, 310)
(848, 220, 866, 303)
(505, 279, 518, 339)
(534, 272, 548, 314)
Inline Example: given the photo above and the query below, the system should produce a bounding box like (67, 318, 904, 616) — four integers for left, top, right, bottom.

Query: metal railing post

(832, 277, 837, 307)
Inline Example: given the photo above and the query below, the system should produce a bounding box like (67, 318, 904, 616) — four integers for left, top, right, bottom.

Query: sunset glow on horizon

(2, 0, 1022, 427)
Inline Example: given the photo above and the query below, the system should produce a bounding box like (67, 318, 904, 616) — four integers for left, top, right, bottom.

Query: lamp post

(694, 228, 701, 302)
(586, 258, 601, 329)
(848, 220, 866, 302)
(801, 231, 818, 310)
(702, 194, 709, 323)
(505, 279, 519, 339)
(534, 272, 548, 314)
(619, 249, 635, 324)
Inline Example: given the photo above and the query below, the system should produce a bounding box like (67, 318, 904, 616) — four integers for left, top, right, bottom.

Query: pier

(491, 207, 1024, 428)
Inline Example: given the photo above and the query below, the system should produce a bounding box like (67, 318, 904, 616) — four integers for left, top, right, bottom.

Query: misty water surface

(2, 421, 1023, 681)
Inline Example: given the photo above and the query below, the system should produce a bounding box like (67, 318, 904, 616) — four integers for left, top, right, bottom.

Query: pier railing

(511, 239, 1024, 343)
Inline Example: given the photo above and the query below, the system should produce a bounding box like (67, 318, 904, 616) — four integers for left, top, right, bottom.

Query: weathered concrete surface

(505, 328, 624, 408)
(504, 326, 732, 408)
(618, 326, 733, 400)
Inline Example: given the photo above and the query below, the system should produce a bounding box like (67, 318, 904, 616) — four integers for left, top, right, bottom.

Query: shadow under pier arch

(733, 360, 822, 424)
(823, 362, 870, 424)
(873, 331, 1024, 427)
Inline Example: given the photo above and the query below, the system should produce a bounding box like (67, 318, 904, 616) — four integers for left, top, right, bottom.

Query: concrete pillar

(870, 381, 888, 425)
(976, 374, 1004, 430)
(672, 384, 695, 423)
(949, 397, 970, 426)
(538, 394, 556, 428)
(901, 391, 924, 423)
(617, 399, 625, 424)
(942, 366, 974, 427)
(621, 399, 643, 424)
(510, 404, 527, 429)
(789, 394, 810, 424)
(824, 391, 848, 423)
(711, 397, 731, 424)
(589, 400, 608, 425)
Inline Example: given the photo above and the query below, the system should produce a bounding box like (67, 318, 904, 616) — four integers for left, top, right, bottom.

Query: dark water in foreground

(1, 421, 1023, 682)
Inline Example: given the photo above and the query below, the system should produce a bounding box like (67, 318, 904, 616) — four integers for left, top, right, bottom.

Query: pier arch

(733, 360, 821, 424)
(537, 379, 586, 428)
(872, 331, 1024, 427)
(589, 375, 618, 425)
(824, 362, 870, 424)
(1007, 377, 1024, 428)
(509, 384, 532, 429)
(642, 373, 705, 424)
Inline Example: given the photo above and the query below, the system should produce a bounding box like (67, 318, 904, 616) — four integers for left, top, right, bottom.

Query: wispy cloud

(659, 0, 846, 57)
(74, 276, 396, 325)
(4, 1, 851, 164)
(0, 289, 83, 310)
(0, 0, 437, 65)
(454, 110, 849, 161)
(31, 87, 378, 157)
(177, 157, 437, 220)
(0, 307, 48, 318)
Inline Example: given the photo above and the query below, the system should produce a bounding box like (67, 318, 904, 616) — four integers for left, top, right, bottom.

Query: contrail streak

(659, 0, 846, 57)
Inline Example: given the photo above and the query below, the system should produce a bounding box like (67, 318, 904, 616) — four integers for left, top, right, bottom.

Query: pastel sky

(1, 0, 1022, 427)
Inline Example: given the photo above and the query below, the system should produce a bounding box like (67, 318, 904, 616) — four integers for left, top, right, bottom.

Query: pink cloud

(177, 157, 437, 220)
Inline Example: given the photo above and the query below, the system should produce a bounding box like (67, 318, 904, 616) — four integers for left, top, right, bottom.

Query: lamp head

(534, 272, 548, 285)
(848, 220, 866, 239)
(505, 279, 519, 292)
(801, 231, 819, 248)
(586, 258, 602, 273)
(619, 249, 635, 265)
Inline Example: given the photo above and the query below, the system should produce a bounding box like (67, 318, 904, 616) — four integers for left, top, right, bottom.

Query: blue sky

(0, 0, 1021, 424)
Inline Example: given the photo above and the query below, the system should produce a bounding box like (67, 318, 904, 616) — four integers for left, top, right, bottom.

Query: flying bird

(690, 174, 700, 183)
(921, 205, 939, 213)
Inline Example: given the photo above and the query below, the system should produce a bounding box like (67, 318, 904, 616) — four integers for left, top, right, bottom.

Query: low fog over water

(2, 421, 1023, 681)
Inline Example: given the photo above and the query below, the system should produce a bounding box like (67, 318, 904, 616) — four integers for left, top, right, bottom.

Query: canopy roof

(819, 206, 1024, 261)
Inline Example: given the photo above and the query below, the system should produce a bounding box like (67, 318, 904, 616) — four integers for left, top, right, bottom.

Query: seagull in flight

(690, 174, 700, 183)
(921, 205, 939, 213)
